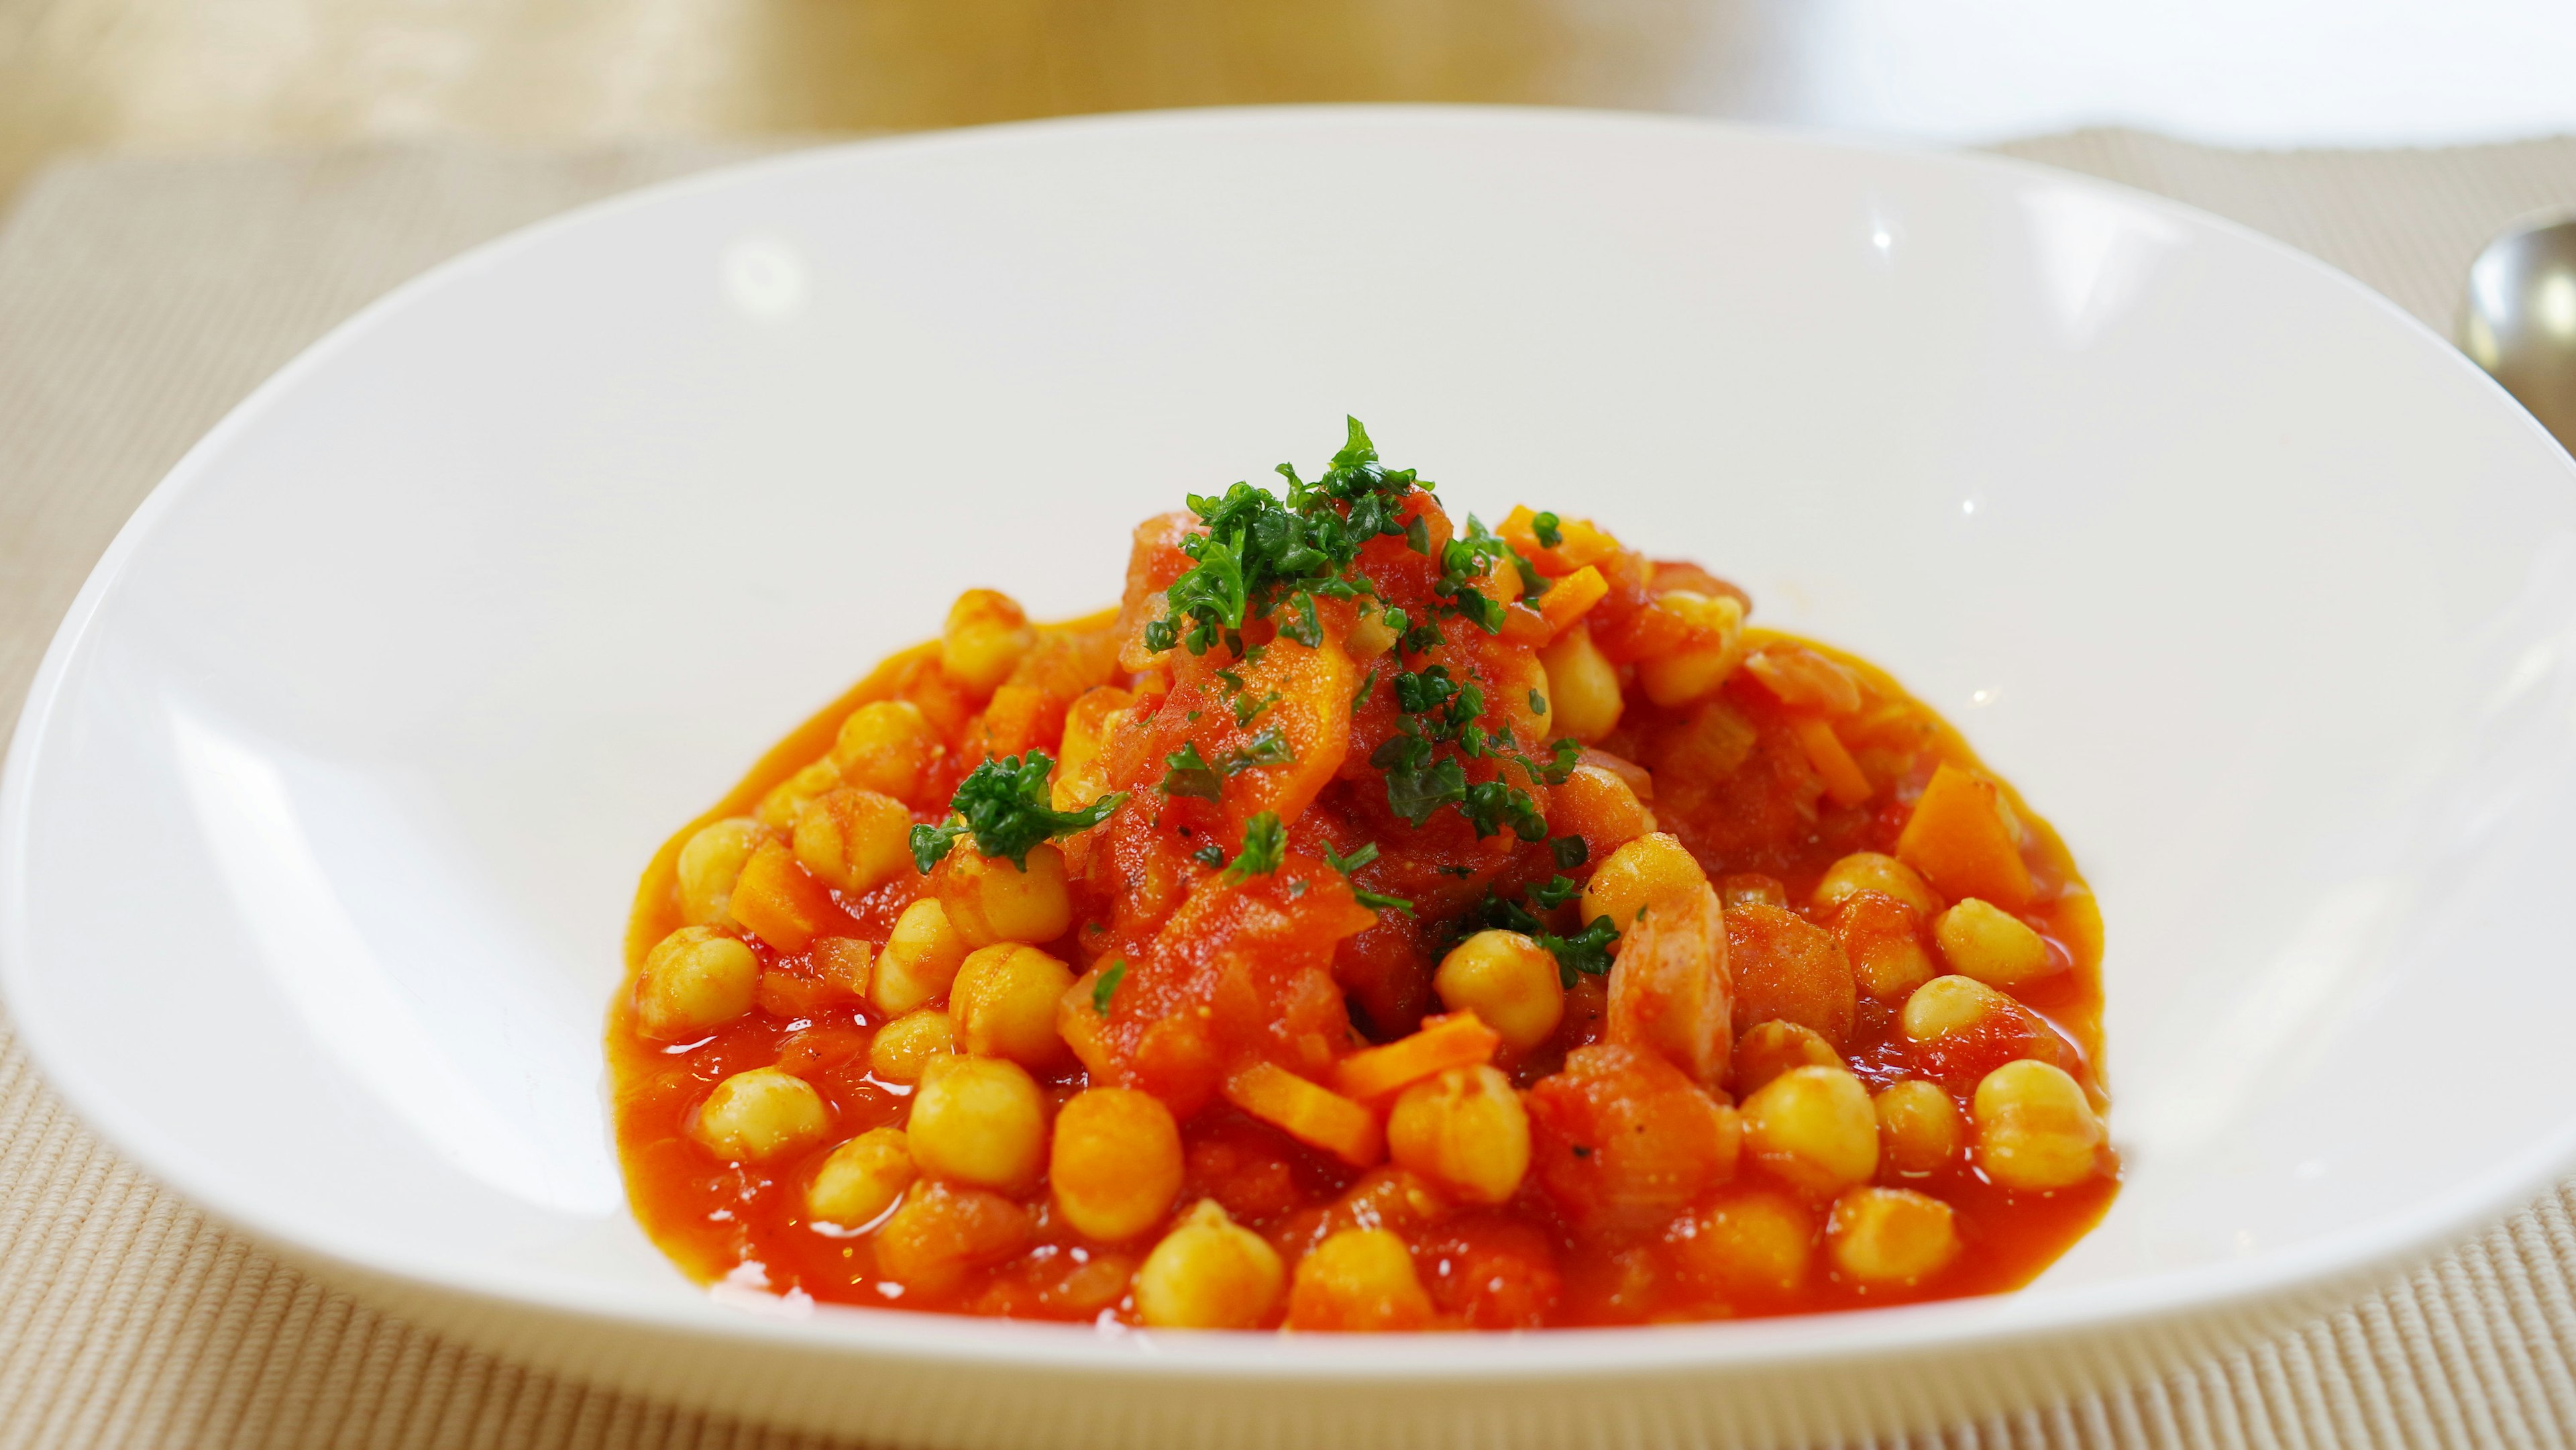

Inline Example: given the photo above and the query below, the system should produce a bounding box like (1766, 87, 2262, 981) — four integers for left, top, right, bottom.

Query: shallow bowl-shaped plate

(6, 107, 2574, 1447)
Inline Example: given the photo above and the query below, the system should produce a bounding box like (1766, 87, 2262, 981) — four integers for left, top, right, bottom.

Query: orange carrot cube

(1222, 1061, 1385, 1167)
(1536, 564, 1609, 639)
(1790, 718, 1873, 809)
(1894, 762, 2033, 909)
(1501, 505, 1620, 575)
(730, 839, 836, 953)
(1330, 1012, 1502, 1103)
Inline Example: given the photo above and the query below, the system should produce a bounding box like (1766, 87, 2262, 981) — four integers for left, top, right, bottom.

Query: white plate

(5, 107, 2573, 1447)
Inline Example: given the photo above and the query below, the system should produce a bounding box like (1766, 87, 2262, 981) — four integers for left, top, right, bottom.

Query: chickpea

(874, 898, 969, 1015)
(690, 1066, 831, 1163)
(1635, 591, 1748, 708)
(830, 699, 940, 805)
(1811, 851, 1941, 918)
(675, 817, 763, 926)
(1549, 764, 1653, 862)
(808, 1127, 916, 1226)
(1933, 899, 2056, 987)
(938, 841, 1073, 948)
(1580, 832, 1707, 933)
(634, 925, 758, 1040)
(1287, 1227, 1434, 1332)
(792, 787, 914, 895)
(1972, 1059, 2104, 1190)
(1829, 1187, 1961, 1283)
(1538, 622, 1624, 742)
(874, 1179, 1030, 1294)
(1874, 1080, 1966, 1175)
(1434, 931, 1564, 1054)
(907, 1054, 1045, 1192)
(1674, 1189, 1815, 1296)
(1134, 1200, 1283, 1329)
(940, 588, 1035, 699)
(755, 758, 845, 831)
(951, 943, 1077, 1070)
(1831, 892, 1938, 1000)
(1741, 1065, 1879, 1194)
(1051, 1088, 1184, 1241)
(1733, 1020, 1841, 1098)
(869, 1008, 956, 1082)
(1386, 1065, 1531, 1206)
(1719, 873, 1788, 910)
(1899, 974, 2015, 1042)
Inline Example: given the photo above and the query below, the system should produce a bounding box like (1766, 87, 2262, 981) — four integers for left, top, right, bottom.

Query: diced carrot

(1223, 1061, 1385, 1167)
(1536, 564, 1609, 640)
(730, 839, 835, 952)
(1790, 718, 1873, 809)
(1501, 505, 1620, 576)
(1894, 762, 2034, 909)
(1744, 645, 1862, 714)
(1330, 1012, 1501, 1102)
(1499, 603, 1553, 646)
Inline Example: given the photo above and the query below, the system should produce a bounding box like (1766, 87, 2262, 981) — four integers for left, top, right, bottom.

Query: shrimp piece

(1606, 882, 1733, 1089)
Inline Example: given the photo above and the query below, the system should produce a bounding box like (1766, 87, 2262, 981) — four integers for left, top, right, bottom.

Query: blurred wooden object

(0, 0, 1734, 204)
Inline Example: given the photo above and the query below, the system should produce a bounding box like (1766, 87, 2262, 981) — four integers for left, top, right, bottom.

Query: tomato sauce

(612, 435, 2114, 1330)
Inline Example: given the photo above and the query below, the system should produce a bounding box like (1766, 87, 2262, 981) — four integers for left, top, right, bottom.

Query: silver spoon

(2462, 210, 2576, 452)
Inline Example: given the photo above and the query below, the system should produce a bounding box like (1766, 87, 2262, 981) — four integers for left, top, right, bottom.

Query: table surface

(11, 0, 2576, 205)
(5, 126, 2576, 1447)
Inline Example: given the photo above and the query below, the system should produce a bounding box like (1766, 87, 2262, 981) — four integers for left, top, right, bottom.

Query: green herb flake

(1529, 874, 1583, 910)
(1225, 727, 1294, 774)
(1551, 835, 1589, 870)
(1533, 511, 1564, 549)
(1192, 840, 1226, 868)
(1159, 742, 1224, 801)
(1320, 840, 1413, 915)
(1537, 917, 1621, 987)
(1091, 960, 1127, 1016)
(1227, 811, 1288, 878)
(910, 751, 1126, 872)
(1529, 689, 1548, 715)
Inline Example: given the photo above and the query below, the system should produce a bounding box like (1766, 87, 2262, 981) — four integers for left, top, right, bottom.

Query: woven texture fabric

(1, 129, 2573, 1449)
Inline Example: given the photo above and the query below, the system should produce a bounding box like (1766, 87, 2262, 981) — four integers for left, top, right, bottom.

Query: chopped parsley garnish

(1141, 417, 1426, 658)
(1228, 727, 1294, 771)
(1191, 840, 1227, 868)
(1322, 840, 1415, 915)
(1227, 811, 1287, 878)
(1532, 511, 1564, 549)
(1091, 960, 1126, 1016)
(910, 751, 1126, 871)
(1538, 918, 1621, 986)
(1352, 665, 1380, 717)
(1160, 729, 1295, 802)
(1460, 878, 1621, 985)
(1528, 873, 1582, 909)
(1159, 743, 1224, 801)
(1232, 689, 1281, 727)
(1371, 662, 1578, 839)
(1551, 834, 1589, 870)
(1432, 515, 1517, 634)
(1529, 689, 1548, 715)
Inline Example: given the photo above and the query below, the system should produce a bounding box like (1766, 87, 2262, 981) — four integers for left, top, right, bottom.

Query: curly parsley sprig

(910, 750, 1127, 872)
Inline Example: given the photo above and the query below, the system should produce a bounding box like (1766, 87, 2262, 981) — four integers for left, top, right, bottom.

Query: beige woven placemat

(4, 127, 2576, 1449)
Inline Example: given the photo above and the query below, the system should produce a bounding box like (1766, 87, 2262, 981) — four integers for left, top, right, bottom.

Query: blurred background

(10, 0, 2576, 207)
